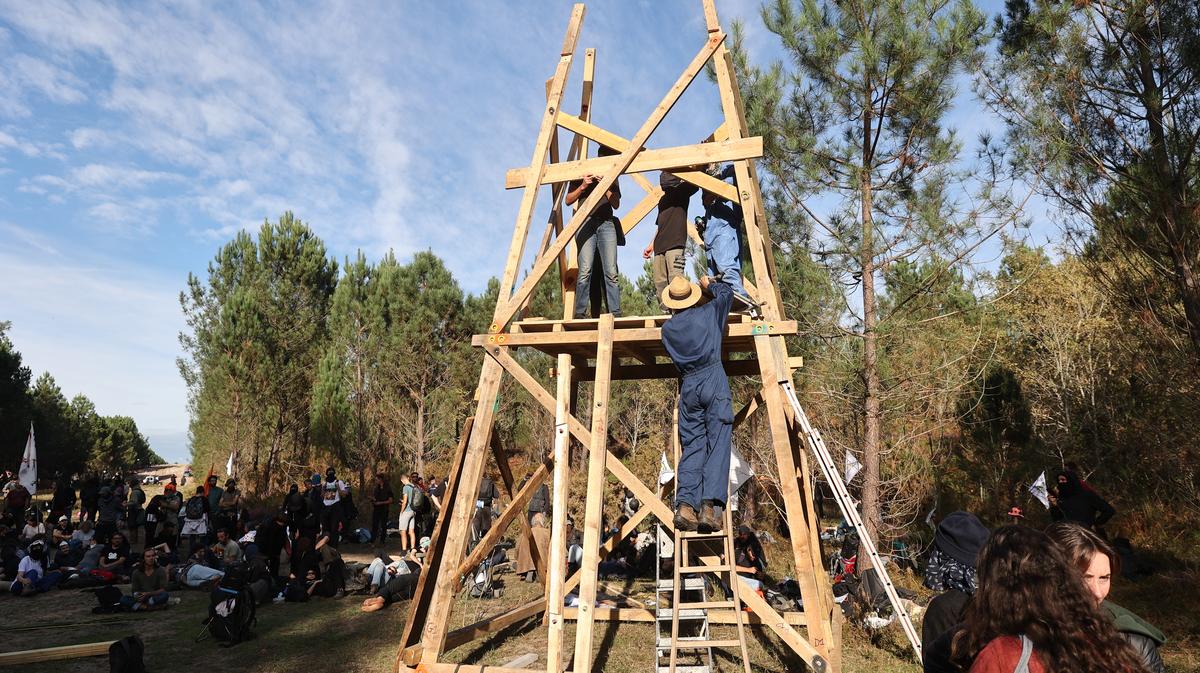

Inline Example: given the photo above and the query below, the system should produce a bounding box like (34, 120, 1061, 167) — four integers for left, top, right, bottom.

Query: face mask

(326, 473, 336, 482)
(30, 549, 44, 561)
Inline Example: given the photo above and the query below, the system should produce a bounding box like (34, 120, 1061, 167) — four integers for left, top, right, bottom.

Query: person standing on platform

(660, 275, 733, 533)
(566, 146, 622, 319)
(646, 171, 700, 311)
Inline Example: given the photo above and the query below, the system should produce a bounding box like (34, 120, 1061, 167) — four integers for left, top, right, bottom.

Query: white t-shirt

(322, 480, 346, 506)
(21, 523, 45, 540)
(72, 529, 95, 544)
(18, 555, 44, 576)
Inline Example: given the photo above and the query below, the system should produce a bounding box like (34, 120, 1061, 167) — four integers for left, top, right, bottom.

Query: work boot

(674, 503, 699, 532)
(698, 501, 721, 533)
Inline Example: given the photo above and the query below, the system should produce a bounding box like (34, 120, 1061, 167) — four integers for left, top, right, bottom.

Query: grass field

(2, 535, 1196, 673)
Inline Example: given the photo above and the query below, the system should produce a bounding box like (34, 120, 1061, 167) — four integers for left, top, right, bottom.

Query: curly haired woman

(1046, 523, 1166, 673)
(952, 526, 1148, 673)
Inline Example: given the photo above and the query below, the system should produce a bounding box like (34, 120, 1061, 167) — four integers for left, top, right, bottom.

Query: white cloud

(70, 163, 182, 189)
(69, 127, 109, 149)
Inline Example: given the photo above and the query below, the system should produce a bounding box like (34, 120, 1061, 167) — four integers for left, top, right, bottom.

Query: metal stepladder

(657, 504, 752, 673)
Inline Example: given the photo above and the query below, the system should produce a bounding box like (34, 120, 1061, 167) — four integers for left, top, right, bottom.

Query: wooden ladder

(665, 506, 752, 673)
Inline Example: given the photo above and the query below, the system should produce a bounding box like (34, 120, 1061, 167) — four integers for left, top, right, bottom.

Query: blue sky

(0, 0, 1042, 463)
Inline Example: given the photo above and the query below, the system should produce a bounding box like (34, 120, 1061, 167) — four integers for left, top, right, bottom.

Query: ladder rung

(679, 564, 731, 573)
(657, 607, 708, 619)
(673, 639, 743, 648)
(676, 600, 736, 609)
(657, 578, 706, 591)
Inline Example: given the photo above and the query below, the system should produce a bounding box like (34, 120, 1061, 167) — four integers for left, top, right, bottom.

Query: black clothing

(378, 561, 421, 605)
(654, 171, 699, 252)
(922, 589, 970, 656)
(568, 178, 621, 223)
(922, 626, 959, 673)
(255, 520, 289, 580)
(52, 483, 76, 514)
(371, 484, 393, 543)
(1051, 490, 1116, 529)
(527, 483, 550, 524)
(477, 477, 499, 508)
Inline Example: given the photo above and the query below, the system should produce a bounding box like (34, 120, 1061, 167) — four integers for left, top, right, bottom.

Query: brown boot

(674, 503, 699, 532)
(698, 501, 721, 533)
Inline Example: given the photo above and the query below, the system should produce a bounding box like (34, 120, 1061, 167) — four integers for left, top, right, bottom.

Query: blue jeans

(704, 221, 748, 299)
(120, 592, 169, 610)
(574, 218, 621, 319)
(675, 363, 734, 510)
(11, 569, 62, 596)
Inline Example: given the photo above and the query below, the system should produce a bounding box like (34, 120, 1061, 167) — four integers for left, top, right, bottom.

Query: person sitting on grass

(360, 553, 423, 612)
(51, 515, 73, 547)
(211, 528, 243, 568)
(98, 531, 131, 580)
(121, 548, 171, 611)
(70, 520, 95, 551)
(19, 512, 46, 546)
(9, 540, 62, 596)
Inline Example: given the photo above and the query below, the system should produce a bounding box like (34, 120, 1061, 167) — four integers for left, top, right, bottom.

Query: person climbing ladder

(660, 274, 734, 534)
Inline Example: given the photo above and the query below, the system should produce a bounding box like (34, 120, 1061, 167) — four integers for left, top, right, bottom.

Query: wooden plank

(473, 320, 797, 348)
(399, 415, 475, 661)
(702, 0, 721, 32)
(560, 47, 597, 320)
(0, 641, 115, 665)
(555, 114, 739, 201)
(545, 354, 573, 673)
(419, 357, 506, 663)
(493, 6, 585, 329)
(753, 334, 834, 663)
(399, 598, 549, 663)
(489, 433, 547, 579)
(733, 391, 764, 431)
(618, 186, 663, 237)
(573, 358, 763, 381)
(493, 31, 726, 330)
(571, 314, 614, 673)
(562, 607, 807, 626)
(412, 665, 542, 673)
(456, 459, 550, 578)
(504, 137, 761, 190)
(560, 4, 585, 55)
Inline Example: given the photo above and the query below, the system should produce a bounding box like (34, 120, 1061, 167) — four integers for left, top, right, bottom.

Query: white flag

(844, 451, 862, 484)
(1029, 471, 1050, 509)
(728, 445, 755, 511)
(19, 423, 37, 493)
(226, 452, 234, 478)
(658, 452, 675, 485)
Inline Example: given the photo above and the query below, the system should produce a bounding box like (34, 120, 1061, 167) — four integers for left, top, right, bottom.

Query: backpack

(108, 635, 146, 673)
(284, 579, 310, 602)
(185, 496, 205, 521)
(92, 584, 125, 613)
(410, 485, 428, 513)
(219, 562, 249, 591)
(132, 489, 146, 508)
(205, 586, 256, 645)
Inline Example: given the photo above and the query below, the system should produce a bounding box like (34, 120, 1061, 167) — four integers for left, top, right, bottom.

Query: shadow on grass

(457, 614, 543, 666)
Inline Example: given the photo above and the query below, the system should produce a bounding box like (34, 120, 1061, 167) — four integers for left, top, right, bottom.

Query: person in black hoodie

(281, 483, 307, 537)
(921, 511, 989, 673)
(1051, 470, 1116, 531)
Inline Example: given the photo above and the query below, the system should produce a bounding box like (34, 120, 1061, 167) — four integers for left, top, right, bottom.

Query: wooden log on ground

(0, 641, 116, 666)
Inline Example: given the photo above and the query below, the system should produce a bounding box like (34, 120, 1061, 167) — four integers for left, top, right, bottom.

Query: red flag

(204, 464, 214, 497)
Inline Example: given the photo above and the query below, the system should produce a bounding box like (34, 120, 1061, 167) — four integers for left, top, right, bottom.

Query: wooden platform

(474, 315, 798, 377)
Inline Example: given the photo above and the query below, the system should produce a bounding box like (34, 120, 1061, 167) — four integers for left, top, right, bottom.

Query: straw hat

(661, 276, 702, 311)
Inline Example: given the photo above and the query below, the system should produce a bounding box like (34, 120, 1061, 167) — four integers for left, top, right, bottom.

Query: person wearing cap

(10, 540, 62, 596)
(1006, 505, 1025, 525)
(921, 510, 989, 671)
(661, 274, 735, 533)
(52, 515, 73, 547)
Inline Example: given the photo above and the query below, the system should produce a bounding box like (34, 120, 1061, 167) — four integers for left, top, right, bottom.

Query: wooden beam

(560, 47, 597, 320)
(555, 114, 739, 201)
(733, 391, 764, 432)
(473, 320, 798, 348)
(419, 357, 506, 663)
(571, 314, 614, 673)
(754, 334, 834, 664)
(488, 433, 547, 579)
(618, 186, 663, 237)
(493, 4, 585, 327)
(0, 641, 115, 666)
(562, 607, 807, 626)
(574, 358, 764, 381)
(455, 459, 550, 578)
(545, 354, 573, 673)
(504, 137, 761, 190)
(493, 31, 726, 331)
(399, 415, 475, 661)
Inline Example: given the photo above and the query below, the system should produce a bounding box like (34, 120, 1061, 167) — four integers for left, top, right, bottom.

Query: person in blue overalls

(660, 274, 734, 533)
(697, 164, 756, 314)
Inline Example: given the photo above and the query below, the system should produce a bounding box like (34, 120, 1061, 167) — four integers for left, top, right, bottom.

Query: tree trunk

(860, 113, 883, 552)
(415, 398, 427, 477)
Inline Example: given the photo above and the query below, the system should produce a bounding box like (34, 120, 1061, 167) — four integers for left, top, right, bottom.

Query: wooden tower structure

(397, 2, 840, 671)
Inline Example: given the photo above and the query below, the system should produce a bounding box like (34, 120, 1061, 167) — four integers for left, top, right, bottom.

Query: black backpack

(109, 635, 145, 673)
(185, 496, 205, 520)
(410, 485, 429, 513)
(205, 586, 256, 645)
(219, 562, 249, 591)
